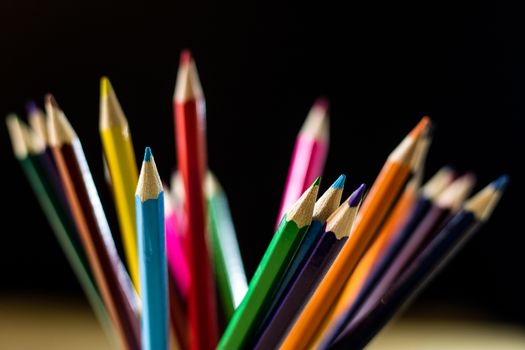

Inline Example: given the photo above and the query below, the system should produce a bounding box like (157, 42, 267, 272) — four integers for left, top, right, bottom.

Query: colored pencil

(46, 95, 140, 350)
(168, 275, 188, 350)
(254, 183, 365, 350)
(340, 167, 456, 326)
(26, 101, 48, 145)
(100, 77, 140, 290)
(275, 98, 329, 228)
(254, 175, 346, 337)
(308, 177, 423, 349)
(6, 116, 114, 339)
(167, 171, 190, 300)
(311, 170, 469, 347)
(205, 172, 248, 321)
(174, 50, 218, 350)
(324, 175, 508, 350)
(279, 117, 429, 350)
(136, 147, 168, 350)
(165, 198, 190, 301)
(218, 178, 320, 350)
(161, 187, 189, 350)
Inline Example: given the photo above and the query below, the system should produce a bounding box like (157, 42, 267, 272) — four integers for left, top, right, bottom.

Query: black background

(1, 1, 524, 325)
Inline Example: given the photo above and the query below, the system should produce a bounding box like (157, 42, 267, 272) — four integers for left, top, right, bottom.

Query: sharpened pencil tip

(492, 174, 509, 191)
(314, 97, 329, 112)
(26, 101, 38, 116)
(180, 49, 192, 65)
(409, 116, 431, 139)
(144, 147, 153, 161)
(332, 174, 346, 189)
(45, 94, 59, 108)
(100, 76, 109, 98)
(313, 176, 321, 187)
(348, 183, 366, 207)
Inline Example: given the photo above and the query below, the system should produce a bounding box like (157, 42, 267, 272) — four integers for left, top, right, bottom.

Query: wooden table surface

(1, 296, 524, 349)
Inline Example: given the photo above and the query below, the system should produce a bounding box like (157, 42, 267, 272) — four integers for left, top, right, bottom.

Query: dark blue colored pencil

(320, 176, 508, 350)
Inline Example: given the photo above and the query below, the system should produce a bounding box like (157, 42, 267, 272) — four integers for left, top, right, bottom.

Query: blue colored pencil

(253, 184, 366, 350)
(254, 175, 346, 339)
(322, 176, 508, 350)
(136, 147, 168, 350)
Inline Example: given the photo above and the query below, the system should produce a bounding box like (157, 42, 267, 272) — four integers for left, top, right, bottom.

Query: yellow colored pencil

(99, 76, 140, 290)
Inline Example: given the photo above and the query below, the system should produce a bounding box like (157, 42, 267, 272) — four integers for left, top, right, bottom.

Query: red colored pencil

(173, 50, 218, 350)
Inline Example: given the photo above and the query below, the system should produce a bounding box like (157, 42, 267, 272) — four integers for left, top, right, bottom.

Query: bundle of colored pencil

(7, 49, 507, 350)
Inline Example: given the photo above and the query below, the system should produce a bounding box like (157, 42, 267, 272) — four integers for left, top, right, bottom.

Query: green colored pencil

(206, 172, 248, 322)
(217, 177, 320, 350)
(6, 115, 114, 339)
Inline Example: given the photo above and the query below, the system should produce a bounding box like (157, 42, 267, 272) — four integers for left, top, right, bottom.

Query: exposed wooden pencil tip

(436, 173, 476, 212)
(205, 172, 221, 197)
(409, 116, 431, 139)
(464, 175, 508, 221)
(301, 101, 330, 140)
(100, 76, 110, 98)
(45, 93, 59, 109)
(174, 50, 203, 102)
(421, 166, 456, 200)
(6, 114, 28, 159)
(326, 186, 362, 238)
(136, 147, 163, 202)
(286, 178, 320, 228)
(99, 76, 128, 129)
(46, 95, 77, 146)
(180, 50, 192, 65)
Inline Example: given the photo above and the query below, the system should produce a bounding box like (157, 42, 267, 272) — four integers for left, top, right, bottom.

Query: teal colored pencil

(256, 174, 345, 334)
(136, 147, 168, 350)
(218, 177, 320, 350)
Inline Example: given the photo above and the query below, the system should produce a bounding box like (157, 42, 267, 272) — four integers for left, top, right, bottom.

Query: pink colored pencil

(275, 98, 329, 228)
(165, 209, 190, 300)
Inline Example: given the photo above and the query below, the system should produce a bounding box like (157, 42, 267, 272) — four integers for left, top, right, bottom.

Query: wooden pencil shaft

(137, 192, 168, 350)
(254, 228, 347, 350)
(165, 211, 190, 300)
(343, 196, 433, 325)
(255, 220, 325, 332)
(327, 211, 478, 350)
(52, 141, 140, 349)
(218, 218, 310, 349)
(175, 94, 217, 349)
(19, 155, 113, 336)
(207, 186, 248, 320)
(168, 276, 188, 350)
(279, 115, 427, 350)
(218, 178, 318, 349)
(280, 164, 411, 349)
(100, 125, 140, 289)
(333, 175, 509, 348)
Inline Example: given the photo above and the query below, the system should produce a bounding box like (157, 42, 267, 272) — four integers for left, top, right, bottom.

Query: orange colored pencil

(173, 50, 218, 350)
(279, 117, 429, 350)
(309, 168, 454, 347)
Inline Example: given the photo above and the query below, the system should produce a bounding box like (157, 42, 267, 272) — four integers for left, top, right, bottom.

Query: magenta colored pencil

(165, 209, 190, 300)
(275, 98, 329, 228)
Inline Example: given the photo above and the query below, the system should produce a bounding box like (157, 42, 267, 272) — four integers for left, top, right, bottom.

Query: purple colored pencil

(340, 174, 474, 337)
(252, 184, 365, 350)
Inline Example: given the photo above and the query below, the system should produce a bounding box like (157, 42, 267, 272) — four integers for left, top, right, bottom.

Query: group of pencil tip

(7, 49, 507, 350)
